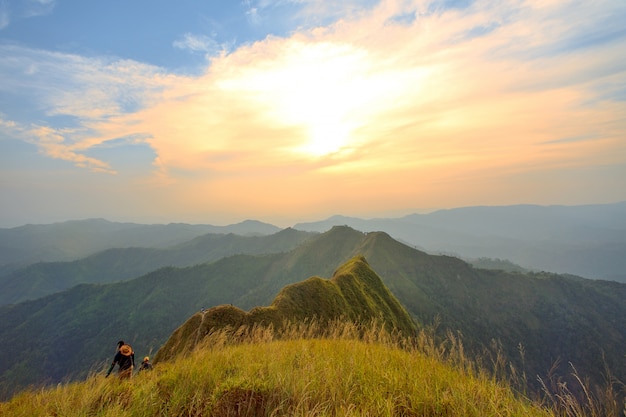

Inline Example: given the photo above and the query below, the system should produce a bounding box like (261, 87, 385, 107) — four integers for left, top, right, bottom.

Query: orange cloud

(10, 0, 624, 221)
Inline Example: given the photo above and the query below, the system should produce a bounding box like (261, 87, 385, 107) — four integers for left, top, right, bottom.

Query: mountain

(0, 228, 315, 306)
(294, 202, 626, 282)
(154, 256, 416, 362)
(0, 218, 282, 268)
(0, 226, 624, 402)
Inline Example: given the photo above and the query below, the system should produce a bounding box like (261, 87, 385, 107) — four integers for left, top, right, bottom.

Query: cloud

(0, 115, 116, 173)
(244, 5, 261, 25)
(173, 33, 224, 55)
(242, 0, 380, 28)
(124, 0, 625, 211)
(1, 0, 625, 217)
(0, 45, 164, 173)
(0, 0, 56, 31)
(23, 0, 56, 17)
(0, 0, 57, 25)
(0, 1, 9, 29)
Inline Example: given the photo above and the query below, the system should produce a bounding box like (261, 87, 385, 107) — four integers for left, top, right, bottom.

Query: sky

(1, 0, 625, 228)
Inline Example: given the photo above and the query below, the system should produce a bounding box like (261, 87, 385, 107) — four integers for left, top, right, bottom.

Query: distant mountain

(0, 226, 624, 401)
(155, 256, 416, 362)
(294, 202, 626, 282)
(0, 218, 282, 268)
(0, 228, 315, 306)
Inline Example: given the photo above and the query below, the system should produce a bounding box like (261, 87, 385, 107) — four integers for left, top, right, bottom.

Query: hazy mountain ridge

(294, 201, 626, 282)
(0, 228, 315, 306)
(0, 218, 282, 268)
(3, 202, 623, 282)
(154, 256, 416, 362)
(1, 225, 624, 401)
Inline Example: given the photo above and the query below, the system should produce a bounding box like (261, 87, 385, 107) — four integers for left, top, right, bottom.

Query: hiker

(106, 340, 135, 379)
(139, 356, 153, 372)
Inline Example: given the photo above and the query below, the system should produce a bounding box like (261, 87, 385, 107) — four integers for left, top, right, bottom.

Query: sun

(216, 39, 391, 158)
(300, 120, 352, 156)
(244, 41, 371, 158)
(264, 49, 364, 156)
(288, 91, 358, 157)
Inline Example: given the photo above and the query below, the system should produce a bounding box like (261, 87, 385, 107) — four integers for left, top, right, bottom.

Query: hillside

(0, 328, 555, 417)
(294, 202, 626, 282)
(154, 256, 416, 362)
(0, 226, 624, 402)
(0, 228, 315, 305)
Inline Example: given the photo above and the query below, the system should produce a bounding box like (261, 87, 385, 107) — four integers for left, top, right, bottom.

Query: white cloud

(245, 6, 260, 25)
(2, 0, 625, 189)
(173, 32, 224, 56)
(0, 1, 9, 29)
(0, 44, 165, 173)
(242, 0, 380, 28)
(23, 0, 55, 18)
(0, 0, 56, 30)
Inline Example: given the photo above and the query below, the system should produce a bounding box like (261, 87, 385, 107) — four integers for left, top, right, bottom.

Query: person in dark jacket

(139, 356, 153, 372)
(106, 340, 135, 379)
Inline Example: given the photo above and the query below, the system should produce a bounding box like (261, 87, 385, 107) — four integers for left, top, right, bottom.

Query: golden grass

(0, 320, 606, 417)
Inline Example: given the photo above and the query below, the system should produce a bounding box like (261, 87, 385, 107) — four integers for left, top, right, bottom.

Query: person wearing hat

(139, 356, 153, 372)
(106, 340, 135, 379)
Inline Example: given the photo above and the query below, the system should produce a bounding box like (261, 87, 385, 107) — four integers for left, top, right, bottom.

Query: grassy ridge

(0, 322, 554, 417)
(154, 256, 416, 363)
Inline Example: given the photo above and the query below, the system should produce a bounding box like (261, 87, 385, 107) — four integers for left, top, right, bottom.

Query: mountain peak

(154, 256, 416, 363)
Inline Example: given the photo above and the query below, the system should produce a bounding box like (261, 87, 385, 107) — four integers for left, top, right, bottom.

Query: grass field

(0, 321, 621, 416)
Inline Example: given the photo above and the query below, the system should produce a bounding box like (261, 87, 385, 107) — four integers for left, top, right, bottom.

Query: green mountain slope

(155, 256, 416, 362)
(0, 228, 315, 305)
(0, 251, 317, 400)
(0, 226, 624, 402)
(343, 228, 626, 392)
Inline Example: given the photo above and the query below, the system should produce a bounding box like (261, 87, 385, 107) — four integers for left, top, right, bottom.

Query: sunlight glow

(216, 40, 422, 158)
(5, 0, 624, 224)
(300, 117, 354, 156)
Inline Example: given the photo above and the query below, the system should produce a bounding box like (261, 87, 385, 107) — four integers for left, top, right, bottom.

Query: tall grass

(0, 320, 618, 416)
(536, 360, 625, 417)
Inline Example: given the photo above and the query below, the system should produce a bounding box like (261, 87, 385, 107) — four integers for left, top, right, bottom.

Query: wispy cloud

(0, 0, 57, 27)
(0, 44, 164, 173)
(173, 33, 225, 55)
(0, 115, 117, 173)
(23, 0, 56, 18)
(0, 1, 10, 29)
(242, 0, 380, 27)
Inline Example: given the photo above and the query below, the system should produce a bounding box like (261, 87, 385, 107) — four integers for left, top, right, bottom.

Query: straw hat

(120, 344, 133, 357)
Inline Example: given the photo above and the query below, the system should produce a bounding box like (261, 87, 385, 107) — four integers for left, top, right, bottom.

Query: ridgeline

(154, 256, 416, 362)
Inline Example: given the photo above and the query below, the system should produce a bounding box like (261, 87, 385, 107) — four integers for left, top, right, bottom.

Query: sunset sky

(1, 0, 625, 227)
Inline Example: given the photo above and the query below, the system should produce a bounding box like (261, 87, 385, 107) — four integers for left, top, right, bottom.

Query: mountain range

(2, 202, 624, 284)
(294, 202, 626, 282)
(0, 224, 624, 402)
(0, 218, 281, 269)
(0, 227, 314, 305)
